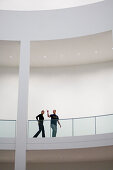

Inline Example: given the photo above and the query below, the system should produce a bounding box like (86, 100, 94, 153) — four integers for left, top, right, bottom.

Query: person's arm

(47, 110, 50, 118)
(58, 120, 61, 128)
(36, 114, 39, 120)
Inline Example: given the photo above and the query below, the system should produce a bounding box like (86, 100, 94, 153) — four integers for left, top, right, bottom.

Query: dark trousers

(33, 122, 45, 138)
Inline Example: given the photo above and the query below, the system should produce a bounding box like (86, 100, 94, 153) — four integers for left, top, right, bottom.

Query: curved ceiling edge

(0, 0, 104, 11)
(0, 0, 112, 41)
(27, 133, 113, 150)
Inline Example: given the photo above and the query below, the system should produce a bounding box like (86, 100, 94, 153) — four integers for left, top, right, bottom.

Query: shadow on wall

(0, 161, 113, 170)
(27, 161, 113, 170)
(30, 61, 113, 76)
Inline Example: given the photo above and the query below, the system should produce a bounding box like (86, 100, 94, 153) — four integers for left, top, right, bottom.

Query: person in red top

(47, 110, 61, 137)
(33, 110, 45, 138)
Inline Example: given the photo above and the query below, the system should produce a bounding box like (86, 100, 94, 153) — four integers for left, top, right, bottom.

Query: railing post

(15, 120, 16, 138)
(50, 120, 51, 137)
(95, 116, 96, 135)
(72, 118, 74, 136)
(27, 120, 29, 138)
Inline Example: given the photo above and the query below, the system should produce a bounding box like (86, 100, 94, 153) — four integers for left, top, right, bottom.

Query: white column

(15, 40, 30, 170)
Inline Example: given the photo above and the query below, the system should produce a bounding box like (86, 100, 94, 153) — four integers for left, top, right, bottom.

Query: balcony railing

(0, 120, 16, 138)
(0, 114, 113, 138)
(28, 114, 113, 138)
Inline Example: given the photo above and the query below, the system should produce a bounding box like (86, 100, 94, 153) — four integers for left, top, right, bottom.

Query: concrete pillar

(15, 40, 30, 170)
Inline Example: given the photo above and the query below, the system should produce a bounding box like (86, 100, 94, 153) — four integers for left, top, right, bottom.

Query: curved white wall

(0, 0, 113, 41)
(0, 67, 18, 120)
(0, 0, 103, 11)
(0, 133, 113, 150)
(28, 61, 113, 119)
(0, 61, 113, 120)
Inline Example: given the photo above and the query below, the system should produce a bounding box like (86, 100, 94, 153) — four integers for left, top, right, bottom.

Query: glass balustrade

(0, 114, 113, 138)
(74, 117, 95, 136)
(96, 114, 113, 134)
(28, 114, 113, 138)
(28, 120, 51, 138)
(0, 120, 16, 138)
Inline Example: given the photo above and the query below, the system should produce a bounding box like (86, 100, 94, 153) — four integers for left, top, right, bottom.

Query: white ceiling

(0, 31, 113, 68)
(31, 31, 113, 67)
(0, 41, 20, 67)
(0, 145, 113, 162)
(0, 0, 103, 11)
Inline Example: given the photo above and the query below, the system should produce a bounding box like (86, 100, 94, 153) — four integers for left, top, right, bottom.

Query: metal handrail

(0, 119, 16, 121)
(0, 113, 112, 121)
(28, 113, 113, 121)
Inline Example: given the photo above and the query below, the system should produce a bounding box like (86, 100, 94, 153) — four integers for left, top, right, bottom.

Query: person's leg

(51, 124, 54, 137)
(54, 125, 57, 137)
(51, 124, 57, 137)
(42, 124, 45, 137)
(33, 123, 41, 137)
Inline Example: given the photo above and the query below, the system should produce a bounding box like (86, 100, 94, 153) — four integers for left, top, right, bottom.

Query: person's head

(41, 110, 45, 114)
(53, 110, 56, 114)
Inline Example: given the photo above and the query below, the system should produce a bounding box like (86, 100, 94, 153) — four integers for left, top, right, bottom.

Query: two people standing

(33, 109, 61, 138)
